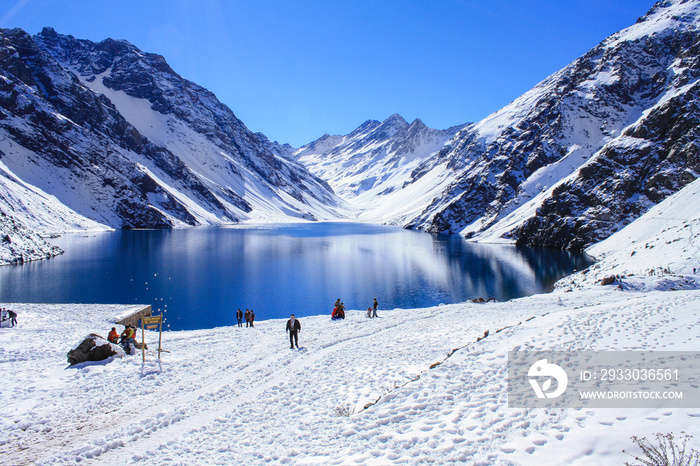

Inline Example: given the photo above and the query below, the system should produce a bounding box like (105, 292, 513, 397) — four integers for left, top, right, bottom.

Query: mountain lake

(0, 222, 593, 330)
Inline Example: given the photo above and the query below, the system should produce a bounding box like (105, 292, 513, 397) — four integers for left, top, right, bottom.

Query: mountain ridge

(3, 0, 700, 264)
(295, 114, 468, 217)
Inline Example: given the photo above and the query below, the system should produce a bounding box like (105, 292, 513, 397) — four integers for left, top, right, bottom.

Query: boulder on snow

(67, 333, 125, 365)
(600, 275, 617, 286)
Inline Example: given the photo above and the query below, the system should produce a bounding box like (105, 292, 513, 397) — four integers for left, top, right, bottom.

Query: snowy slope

(34, 28, 346, 224)
(0, 158, 108, 234)
(0, 209, 63, 265)
(0, 157, 108, 265)
(1, 272, 698, 463)
(557, 175, 700, 290)
(290, 0, 700, 251)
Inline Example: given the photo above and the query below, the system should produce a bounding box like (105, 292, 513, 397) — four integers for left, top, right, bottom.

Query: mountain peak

(382, 113, 408, 127)
(39, 26, 59, 38)
(386, 113, 406, 121)
(408, 118, 427, 130)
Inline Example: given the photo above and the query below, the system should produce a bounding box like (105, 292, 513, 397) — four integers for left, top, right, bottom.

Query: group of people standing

(230, 297, 380, 351)
(235, 308, 256, 327)
(332, 298, 379, 320)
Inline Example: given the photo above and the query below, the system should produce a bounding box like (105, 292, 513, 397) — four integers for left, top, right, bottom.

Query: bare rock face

(66, 334, 125, 365)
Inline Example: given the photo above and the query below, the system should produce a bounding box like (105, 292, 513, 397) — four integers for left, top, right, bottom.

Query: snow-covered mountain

(3, 0, 700, 265)
(0, 28, 344, 246)
(364, 0, 700, 250)
(294, 114, 466, 220)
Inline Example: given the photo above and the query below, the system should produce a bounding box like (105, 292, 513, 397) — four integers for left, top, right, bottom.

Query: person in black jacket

(8, 309, 17, 327)
(286, 314, 301, 349)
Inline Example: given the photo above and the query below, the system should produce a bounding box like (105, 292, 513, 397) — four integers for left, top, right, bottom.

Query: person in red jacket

(107, 327, 119, 344)
(332, 303, 345, 320)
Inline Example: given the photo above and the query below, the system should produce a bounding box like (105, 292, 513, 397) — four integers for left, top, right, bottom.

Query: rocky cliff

(400, 0, 700, 250)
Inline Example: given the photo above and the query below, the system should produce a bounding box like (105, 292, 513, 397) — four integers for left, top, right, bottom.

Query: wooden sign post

(141, 315, 163, 361)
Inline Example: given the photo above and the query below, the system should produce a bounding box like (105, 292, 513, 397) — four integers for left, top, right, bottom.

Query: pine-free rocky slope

(400, 0, 700, 249)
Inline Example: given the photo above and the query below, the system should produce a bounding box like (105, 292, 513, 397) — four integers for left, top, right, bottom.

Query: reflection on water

(0, 223, 592, 330)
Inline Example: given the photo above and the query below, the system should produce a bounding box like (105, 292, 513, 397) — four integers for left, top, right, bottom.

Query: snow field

(2, 283, 699, 465)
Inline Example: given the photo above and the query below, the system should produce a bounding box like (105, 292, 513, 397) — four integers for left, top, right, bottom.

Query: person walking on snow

(372, 298, 379, 318)
(236, 308, 243, 327)
(249, 310, 255, 327)
(286, 314, 301, 349)
(8, 309, 17, 327)
(245, 309, 251, 327)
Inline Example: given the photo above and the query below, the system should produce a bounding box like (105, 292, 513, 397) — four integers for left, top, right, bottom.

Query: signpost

(141, 315, 163, 361)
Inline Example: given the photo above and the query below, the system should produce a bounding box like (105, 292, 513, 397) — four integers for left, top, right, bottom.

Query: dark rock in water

(67, 333, 124, 365)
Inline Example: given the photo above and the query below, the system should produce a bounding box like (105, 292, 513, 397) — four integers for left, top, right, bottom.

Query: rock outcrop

(66, 334, 125, 365)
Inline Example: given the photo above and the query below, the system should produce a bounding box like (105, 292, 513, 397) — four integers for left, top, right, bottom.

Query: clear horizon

(1, 0, 657, 147)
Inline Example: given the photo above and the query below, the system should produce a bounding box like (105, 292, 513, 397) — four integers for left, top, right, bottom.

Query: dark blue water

(0, 223, 592, 330)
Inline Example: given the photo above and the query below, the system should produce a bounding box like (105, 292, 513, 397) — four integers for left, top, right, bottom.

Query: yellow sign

(143, 316, 162, 325)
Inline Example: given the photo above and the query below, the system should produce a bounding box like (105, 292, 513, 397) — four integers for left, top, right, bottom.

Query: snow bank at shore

(1, 180, 699, 465)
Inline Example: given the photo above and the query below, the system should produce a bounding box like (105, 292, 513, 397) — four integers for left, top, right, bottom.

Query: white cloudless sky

(1, 0, 658, 147)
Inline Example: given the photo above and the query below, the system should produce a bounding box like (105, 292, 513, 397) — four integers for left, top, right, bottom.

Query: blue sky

(1, 0, 658, 147)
